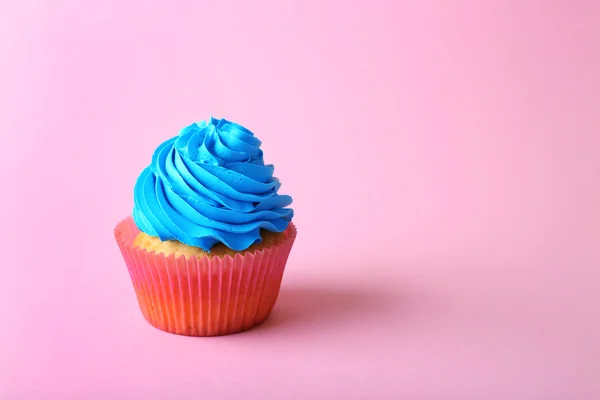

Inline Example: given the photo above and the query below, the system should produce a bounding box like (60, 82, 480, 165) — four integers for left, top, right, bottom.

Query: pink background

(1, 1, 599, 399)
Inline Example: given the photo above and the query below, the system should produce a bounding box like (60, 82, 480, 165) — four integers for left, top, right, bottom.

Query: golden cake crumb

(132, 229, 286, 259)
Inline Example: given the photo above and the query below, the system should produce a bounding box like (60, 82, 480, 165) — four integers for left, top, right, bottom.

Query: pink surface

(1, 1, 599, 399)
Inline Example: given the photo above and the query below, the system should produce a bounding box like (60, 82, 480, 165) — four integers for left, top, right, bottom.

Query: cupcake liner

(114, 217, 296, 336)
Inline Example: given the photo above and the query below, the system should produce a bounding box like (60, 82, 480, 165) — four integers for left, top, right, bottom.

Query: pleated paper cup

(114, 217, 296, 336)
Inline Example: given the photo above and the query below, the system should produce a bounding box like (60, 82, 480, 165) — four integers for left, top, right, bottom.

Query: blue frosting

(133, 117, 294, 251)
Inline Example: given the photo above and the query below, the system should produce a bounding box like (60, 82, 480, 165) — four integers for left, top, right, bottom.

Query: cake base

(114, 217, 297, 337)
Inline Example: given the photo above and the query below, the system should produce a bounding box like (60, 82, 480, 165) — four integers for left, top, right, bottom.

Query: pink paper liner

(114, 217, 296, 336)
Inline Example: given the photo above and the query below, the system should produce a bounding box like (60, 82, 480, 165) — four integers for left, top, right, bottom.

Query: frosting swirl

(133, 117, 294, 251)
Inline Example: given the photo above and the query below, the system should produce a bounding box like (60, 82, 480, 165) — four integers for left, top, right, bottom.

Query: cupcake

(114, 117, 296, 336)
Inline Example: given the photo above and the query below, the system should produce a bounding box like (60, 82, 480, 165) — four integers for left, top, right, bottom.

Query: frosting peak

(133, 117, 294, 251)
